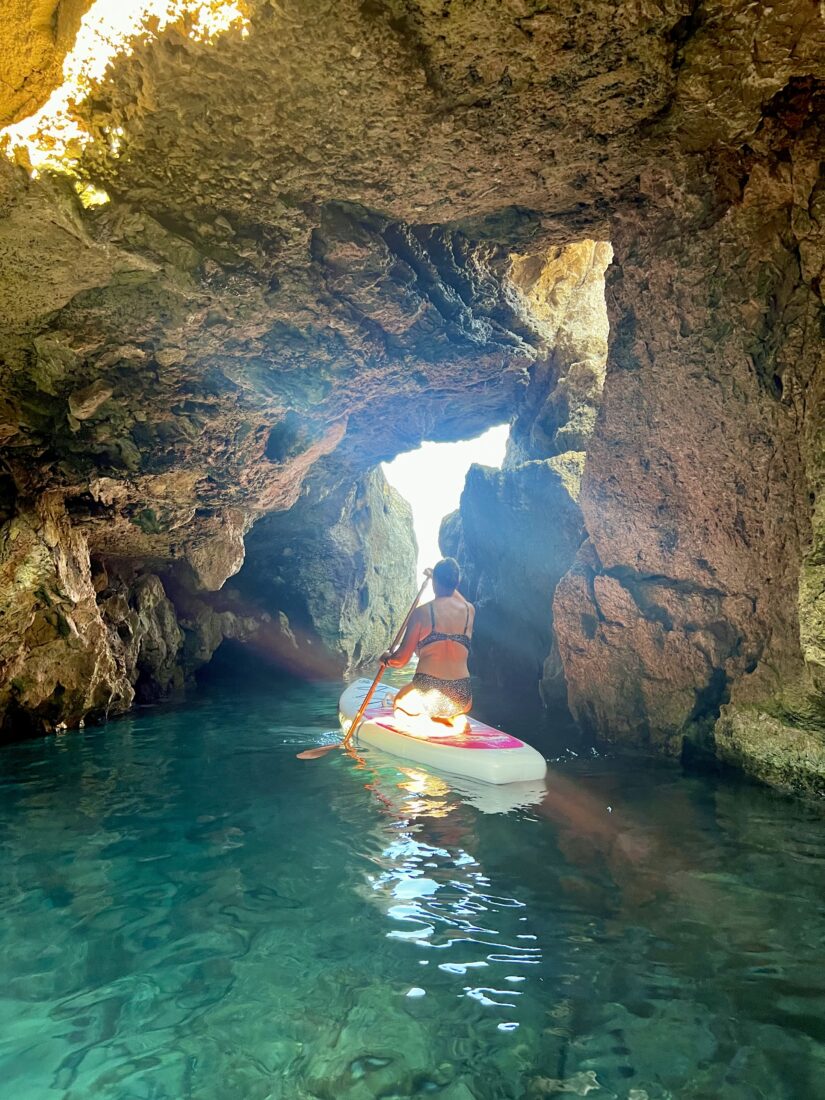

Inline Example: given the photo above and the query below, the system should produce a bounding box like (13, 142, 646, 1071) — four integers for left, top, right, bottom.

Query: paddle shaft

(343, 573, 431, 747)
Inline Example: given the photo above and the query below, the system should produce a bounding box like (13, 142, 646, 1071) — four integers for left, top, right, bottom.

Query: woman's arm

(382, 607, 423, 668)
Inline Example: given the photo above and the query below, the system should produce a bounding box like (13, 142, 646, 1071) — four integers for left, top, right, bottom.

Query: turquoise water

(1, 677, 824, 1100)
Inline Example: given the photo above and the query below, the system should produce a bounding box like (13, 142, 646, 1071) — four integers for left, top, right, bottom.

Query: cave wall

(226, 466, 418, 679)
(0, 0, 92, 128)
(440, 240, 611, 708)
(0, 489, 130, 735)
(0, 463, 416, 740)
(0, 484, 223, 736)
(556, 82, 825, 791)
(0, 146, 556, 736)
(0, 0, 823, 792)
(447, 78, 825, 793)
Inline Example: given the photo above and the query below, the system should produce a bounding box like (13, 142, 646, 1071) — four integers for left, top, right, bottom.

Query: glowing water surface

(1, 677, 824, 1099)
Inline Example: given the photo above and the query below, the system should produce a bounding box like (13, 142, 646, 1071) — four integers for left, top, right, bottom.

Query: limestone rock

(444, 460, 585, 705)
(556, 124, 824, 773)
(185, 508, 248, 592)
(507, 242, 613, 461)
(0, 0, 91, 127)
(99, 572, 185, 703)
(554, 544, 760, 755)
(0, 0, 821, 797)
(714, 707, 825, 798)
(177, 599, 260, 675)
(442, 242, 611, 712)
(68, 379, 113, 420)
(97, 566, 261, 704)
(0, 493, 131, 738)
(230, 467, 417, 677)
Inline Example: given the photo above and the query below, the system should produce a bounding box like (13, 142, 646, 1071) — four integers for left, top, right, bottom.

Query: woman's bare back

(416, 593, 474, 680)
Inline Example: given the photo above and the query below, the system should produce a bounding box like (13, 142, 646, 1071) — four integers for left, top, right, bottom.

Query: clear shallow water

(1, 678, 824, 1100)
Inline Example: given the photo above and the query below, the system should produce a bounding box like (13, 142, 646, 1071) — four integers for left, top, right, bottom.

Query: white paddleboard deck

(339, 678, 547, 785)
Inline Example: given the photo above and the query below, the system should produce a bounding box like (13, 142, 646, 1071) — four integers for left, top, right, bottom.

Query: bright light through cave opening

(382, 424, 510, 579)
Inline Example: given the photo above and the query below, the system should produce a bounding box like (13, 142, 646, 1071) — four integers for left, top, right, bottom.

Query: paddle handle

(344, 572, 431, 747)
(389, 572, 431, 653)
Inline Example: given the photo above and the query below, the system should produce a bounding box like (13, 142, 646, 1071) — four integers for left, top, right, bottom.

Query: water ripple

(0, 683, 824, 1099)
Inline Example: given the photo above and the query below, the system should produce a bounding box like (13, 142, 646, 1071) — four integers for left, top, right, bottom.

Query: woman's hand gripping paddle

(296, 572, 431, 760)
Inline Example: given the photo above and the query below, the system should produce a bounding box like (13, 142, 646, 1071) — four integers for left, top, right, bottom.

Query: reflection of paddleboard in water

(376, 761, 547, 817)
(339, 678, 547, 788)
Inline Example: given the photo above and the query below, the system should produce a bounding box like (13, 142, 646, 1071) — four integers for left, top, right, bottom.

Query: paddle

(296, 571, 432, 760)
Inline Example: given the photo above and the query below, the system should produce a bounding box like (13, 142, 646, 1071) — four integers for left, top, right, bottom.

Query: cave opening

(161, 234, 615, 755)
(376, 414, 590, 756)
(381, 423, 510, 577)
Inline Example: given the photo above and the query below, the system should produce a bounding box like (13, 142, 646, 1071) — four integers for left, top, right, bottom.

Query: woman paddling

(381, 557, 475, 733)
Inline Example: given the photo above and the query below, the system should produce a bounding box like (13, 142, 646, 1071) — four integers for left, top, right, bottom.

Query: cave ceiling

(1, 0, 823, 573)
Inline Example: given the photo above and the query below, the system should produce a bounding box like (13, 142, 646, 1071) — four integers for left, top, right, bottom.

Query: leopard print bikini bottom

(405, 672, 472, 718)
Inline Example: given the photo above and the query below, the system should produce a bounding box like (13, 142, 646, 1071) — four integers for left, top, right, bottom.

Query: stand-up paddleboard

(339, 678, 547, 785)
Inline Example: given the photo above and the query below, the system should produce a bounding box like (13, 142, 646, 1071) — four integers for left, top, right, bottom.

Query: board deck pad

(369, 706, 525, 750)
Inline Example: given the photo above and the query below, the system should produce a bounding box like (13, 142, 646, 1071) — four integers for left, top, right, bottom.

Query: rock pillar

(555, 114, 825, 790)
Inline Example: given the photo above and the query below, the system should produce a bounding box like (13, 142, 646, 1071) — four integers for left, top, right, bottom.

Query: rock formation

(0, 490, 131, 735)
(0, 1, 822, 794)
(555, 78, 825, 792)
(441, 240, 611, 711)
(0, 1, 90, 128)
(226, 466, 418, 679)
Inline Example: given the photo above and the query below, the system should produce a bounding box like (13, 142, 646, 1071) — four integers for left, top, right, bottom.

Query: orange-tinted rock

(0, 0, 91, 127)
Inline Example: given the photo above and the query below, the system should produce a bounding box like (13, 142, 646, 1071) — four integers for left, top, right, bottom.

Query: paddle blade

(296, 742, 343, 760)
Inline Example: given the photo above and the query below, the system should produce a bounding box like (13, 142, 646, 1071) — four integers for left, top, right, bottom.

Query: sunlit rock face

(0, 0, 822, 793)
(0, 1, 91, 127)
(441, 241, 611, 710)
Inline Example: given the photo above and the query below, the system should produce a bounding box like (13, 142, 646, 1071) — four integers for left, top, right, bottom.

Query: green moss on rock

(714, 705, 825, 798)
